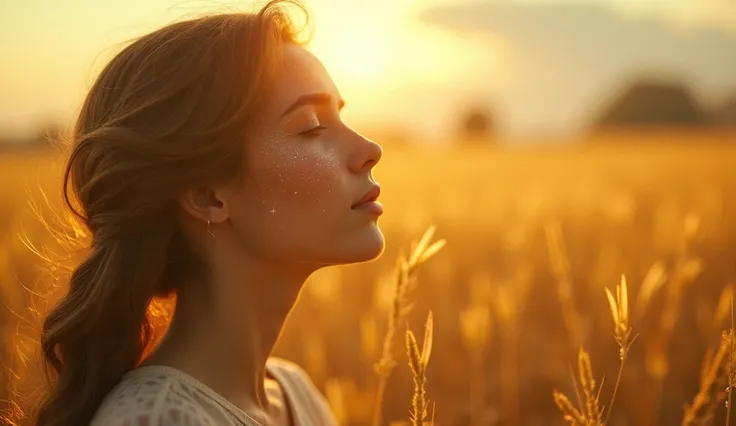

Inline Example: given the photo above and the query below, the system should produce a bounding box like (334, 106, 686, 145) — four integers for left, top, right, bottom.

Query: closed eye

(282, 93, 346, 118)
(299, 125, 326, 138)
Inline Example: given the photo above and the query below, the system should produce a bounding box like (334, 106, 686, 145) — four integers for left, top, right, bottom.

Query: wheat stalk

(544, 221, 585, 350)
(724, 296, 735, 426)
(681, 293, 736, 426)
(634, 261, 668, 322)
(372, 226, 445, 426)
(459, 303, 492, 426)
(682, 335, 730, 426)
(553, 390, 587, 426)
(406, 311, 434, 426)
(578, 350, 603, 425)
(647, 255, 703, 425)
(553, 347, 604, 426)
(603, 274, 637, 425)
(553, 274, 637, 426)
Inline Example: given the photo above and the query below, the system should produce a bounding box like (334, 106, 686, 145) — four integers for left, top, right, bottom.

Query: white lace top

(90, 358, 337, 426)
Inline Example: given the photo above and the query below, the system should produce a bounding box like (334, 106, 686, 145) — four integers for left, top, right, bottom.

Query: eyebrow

(280, 93, 346, 118)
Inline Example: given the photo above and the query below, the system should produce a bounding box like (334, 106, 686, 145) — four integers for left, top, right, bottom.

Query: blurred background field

(2, 132, 736, 425)
(2, 0, 736, 425)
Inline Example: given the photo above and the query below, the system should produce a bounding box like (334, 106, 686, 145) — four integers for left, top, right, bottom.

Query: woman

(33, 1, 384, 425)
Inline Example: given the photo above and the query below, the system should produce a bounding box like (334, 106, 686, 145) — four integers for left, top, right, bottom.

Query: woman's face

(220, 44, 385, 267)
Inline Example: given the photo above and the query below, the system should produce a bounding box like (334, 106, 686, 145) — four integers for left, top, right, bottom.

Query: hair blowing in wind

(4, 2, 309, 425)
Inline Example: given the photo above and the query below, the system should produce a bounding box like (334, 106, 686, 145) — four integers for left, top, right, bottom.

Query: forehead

(269, 44, 340, 110)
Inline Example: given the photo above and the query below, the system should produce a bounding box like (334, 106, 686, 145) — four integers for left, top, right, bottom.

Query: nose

(347, 131, 383, 174)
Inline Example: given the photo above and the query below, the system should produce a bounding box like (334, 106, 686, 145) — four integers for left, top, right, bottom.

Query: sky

(0, 0, 734, 143)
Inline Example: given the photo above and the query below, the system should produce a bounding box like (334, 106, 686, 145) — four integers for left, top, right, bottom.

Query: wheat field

(1, 131, 735, 425)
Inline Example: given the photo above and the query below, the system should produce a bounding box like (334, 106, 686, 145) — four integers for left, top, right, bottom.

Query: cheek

(254, 137, 343, 214)
(282, 148, 339, 205)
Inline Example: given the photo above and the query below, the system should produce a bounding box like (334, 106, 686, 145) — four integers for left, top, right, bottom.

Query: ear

(176, 185, 229, 224)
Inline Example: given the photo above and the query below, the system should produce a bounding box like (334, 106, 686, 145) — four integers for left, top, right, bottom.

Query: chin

(330, 224, 386, 265)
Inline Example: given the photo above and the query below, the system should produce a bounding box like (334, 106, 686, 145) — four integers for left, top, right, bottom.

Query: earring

(207, 220, 216, 239)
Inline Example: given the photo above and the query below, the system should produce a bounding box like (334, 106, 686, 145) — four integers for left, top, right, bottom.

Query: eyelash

(299, 125, 326, 138)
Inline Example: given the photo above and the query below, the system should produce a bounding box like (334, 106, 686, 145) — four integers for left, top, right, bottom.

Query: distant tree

(458, 105, 495, 143)
(593, 79, 707, 130)
(711, 97, 736, 127)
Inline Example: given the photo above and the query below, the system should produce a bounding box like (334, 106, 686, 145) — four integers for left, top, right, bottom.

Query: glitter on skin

(218, 44, 384, 264)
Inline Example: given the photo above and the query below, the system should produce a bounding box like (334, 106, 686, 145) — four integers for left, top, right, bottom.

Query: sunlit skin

(141, 44, 384, 426)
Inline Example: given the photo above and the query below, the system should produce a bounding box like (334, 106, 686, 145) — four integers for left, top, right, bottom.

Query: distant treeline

(456, 78, 736, 142)
(593, 78, 736, 130)
(3, 78, 735, 150)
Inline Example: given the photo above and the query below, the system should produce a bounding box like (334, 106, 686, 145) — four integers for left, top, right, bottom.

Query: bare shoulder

(90, 367, 220, 426)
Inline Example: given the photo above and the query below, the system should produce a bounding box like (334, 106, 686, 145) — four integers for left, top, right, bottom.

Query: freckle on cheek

(299, 152, 337, 202)
(259, 133, 341, 214)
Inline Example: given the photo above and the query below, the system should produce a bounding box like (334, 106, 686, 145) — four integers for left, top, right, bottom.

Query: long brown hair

(9, 2, 308, 425)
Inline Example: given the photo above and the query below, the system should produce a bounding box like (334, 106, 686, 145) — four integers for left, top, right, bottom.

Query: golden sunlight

(311, 24, 393, 82)
(307, 0, 400, 84)
(308, 0, 504, 97)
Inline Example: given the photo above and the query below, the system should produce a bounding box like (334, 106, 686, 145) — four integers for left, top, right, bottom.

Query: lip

(351, 185, 382, 212)
(352, 200, 383, 215)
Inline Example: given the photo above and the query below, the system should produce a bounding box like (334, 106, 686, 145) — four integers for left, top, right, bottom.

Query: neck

(145, 251, 317, 423)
